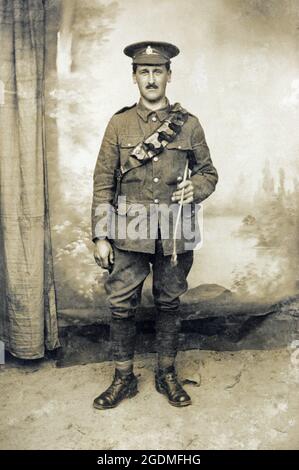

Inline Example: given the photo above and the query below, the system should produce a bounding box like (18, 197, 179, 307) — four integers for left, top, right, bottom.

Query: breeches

(105, 238, 193, 316)
(105, 238, 193, 361)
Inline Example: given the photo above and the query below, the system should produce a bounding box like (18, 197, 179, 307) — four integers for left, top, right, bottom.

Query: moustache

(146, 84, 158, 89)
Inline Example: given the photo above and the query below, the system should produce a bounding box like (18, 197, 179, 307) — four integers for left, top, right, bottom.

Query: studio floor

(0, 349, 298, 450)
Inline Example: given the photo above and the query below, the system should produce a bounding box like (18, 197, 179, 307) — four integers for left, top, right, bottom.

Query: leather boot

(93, 369, 138, 410)
(155, 366, 191, 407)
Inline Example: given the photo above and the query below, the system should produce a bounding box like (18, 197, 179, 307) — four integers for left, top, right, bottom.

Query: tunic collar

(136, 97, 171, 122)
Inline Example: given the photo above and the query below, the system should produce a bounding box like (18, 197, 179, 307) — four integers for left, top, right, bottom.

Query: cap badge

(146, 45, 153, 55)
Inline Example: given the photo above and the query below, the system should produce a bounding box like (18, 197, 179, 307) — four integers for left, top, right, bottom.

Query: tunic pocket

(165, 138, 192, 185)
(118, 134, 146, 191)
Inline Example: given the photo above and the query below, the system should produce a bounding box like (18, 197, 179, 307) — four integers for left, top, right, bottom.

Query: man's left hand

(171, 180, 194, 204)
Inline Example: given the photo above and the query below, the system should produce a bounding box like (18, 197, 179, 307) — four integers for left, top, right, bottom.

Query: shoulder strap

(114, 103, 136, 115)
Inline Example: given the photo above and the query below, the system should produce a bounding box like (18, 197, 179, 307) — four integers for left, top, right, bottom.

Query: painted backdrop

(48, 0, 299, 314)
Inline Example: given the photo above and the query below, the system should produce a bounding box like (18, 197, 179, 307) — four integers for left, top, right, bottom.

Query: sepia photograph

(0, 0, 298, 456)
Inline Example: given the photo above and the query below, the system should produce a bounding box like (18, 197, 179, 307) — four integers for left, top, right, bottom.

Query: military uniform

(92, 98, 218, 317)
(91, 41, 218, 410)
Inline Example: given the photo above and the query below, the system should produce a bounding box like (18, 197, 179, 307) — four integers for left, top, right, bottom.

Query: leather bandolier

(113, 103, 189, 210)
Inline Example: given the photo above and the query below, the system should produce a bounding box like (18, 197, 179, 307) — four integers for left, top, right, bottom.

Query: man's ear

(167, 70, 172, 83)
(132, 73, 137, 84)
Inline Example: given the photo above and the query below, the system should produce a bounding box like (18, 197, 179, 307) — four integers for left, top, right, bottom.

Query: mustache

(146, 84, 158, 89)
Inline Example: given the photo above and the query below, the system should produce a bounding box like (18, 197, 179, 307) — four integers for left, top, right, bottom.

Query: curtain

(0, 0, 60, 358)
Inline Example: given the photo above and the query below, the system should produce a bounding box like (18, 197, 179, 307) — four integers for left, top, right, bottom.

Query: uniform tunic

(91, 99, 218, 255)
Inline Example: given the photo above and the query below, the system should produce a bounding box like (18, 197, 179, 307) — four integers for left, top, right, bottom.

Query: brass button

(153, 156, 159, 162)
(177, 175, 183, 182)
(153, 177, 159, 183)
(154, 198, 159, 204)
(152, 116, 157, 122)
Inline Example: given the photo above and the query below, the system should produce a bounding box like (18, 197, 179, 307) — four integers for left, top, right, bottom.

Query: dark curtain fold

(0, 0, 60, 358)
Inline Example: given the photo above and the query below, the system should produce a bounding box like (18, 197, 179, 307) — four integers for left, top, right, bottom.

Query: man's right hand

(94, 239, 114, 270)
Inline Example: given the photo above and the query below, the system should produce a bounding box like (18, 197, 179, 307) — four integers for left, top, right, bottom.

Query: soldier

(91, 41, 218, 409)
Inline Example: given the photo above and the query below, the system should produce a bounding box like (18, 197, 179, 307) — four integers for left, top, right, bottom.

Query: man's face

(133, 64, 171, 102)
